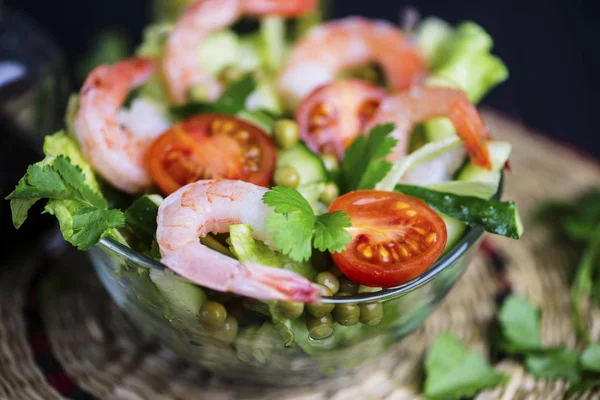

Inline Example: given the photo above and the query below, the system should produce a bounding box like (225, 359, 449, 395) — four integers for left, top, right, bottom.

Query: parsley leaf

(341, 123, 397, 192)
(424, 333, 507, 400)
(171, 73, 257, 120)
(313, 212, 352, 253)
(525, 348, 580, 382)
(581, 344, 600, 373)
(6, 133, 125, 250)
(497, 295, 542, 353)
(263, 186, 352, 262)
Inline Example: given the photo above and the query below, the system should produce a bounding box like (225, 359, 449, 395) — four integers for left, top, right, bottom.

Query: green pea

(358, 285, 383, 294)
(321, 154, 339, 174)
(188, 84, 210, 102)
(359, 302, 383, 325)
(306, 314, 334, 340)
(307, 285, 334, 317)
(199, 301, 227, 330)
(319, 182, 340, 204)
(315, 272, 340, 294)
(274, 166, 300, 188)
(339, 277, 359, 295)
(210, 315, 239, 344)
(332, 292, 360, 326)
(218, 65, 243, 85)
(273, 119, 299, 149)
(276, 301, 304, 320)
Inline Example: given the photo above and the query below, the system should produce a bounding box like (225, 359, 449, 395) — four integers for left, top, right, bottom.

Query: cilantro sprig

(496, 294, 600, 394)
(340, 123, 397, 192)
(7, 156, 124, 250)
(263, 186, 351, 262)
(171, 73, 257, 120)
(424, 333, 507, 399)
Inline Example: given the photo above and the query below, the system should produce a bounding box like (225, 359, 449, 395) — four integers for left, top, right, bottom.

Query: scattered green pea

(319, 182, 340, 204)
(273, 119, 300, 149)
(199, 301, 227, 330)
(274, 166, 300, 188)
(210, 315, 239, 343)
(321, 154, 339, 174)
(315, 272, 340, 294)
(339, 277, 359, 295)
(358, 285, 383, 294)
(188, 84, 210, 102)
(307, 285, 335, 317)
(332, 292, 360, 326)
(359, 302, 383, 325)
(306, 314, 334, 340)
(218, 65, 243, 85)
(276, 301, 305, 320)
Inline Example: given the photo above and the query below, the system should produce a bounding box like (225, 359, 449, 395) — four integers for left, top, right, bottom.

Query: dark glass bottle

(1, 2, 70, 256)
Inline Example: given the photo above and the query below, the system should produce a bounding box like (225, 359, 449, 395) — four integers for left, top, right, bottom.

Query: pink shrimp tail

(230, 263, 321, 303)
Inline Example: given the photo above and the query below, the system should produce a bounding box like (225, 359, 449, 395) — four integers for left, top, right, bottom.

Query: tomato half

(329, 191, 447, 288)
(244, 0, 318, 16)
(296, 79, 385, 160)
(147, 114, 276, 195)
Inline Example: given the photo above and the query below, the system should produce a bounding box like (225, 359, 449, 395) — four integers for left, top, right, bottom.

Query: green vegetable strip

(375, 137, 462, 191)
(395, 184, 523, 239)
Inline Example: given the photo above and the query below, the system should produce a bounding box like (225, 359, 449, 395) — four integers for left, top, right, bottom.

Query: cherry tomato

(328, 190, 447, 288)
(147, 114, 276, 195)
(244, 0, 318, 16)
(296, 79, 385, 160)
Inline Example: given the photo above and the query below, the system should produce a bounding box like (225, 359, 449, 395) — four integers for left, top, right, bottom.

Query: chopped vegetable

(375, 137, 462, 191)
(341, 123, 397, 192)
(395, 184, 523, 239)
(263, 186, 351, 262)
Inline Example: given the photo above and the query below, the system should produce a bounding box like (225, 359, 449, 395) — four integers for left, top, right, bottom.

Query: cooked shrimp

(278, 17, 426, 108)
(157, 179, 320, 303)
(369, 86, 493, 169)
(163, 0, 317, 104)
(74, 58, 171, 194)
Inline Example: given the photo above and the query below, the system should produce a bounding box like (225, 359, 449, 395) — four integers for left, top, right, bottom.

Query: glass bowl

(89, 202, 491, 386)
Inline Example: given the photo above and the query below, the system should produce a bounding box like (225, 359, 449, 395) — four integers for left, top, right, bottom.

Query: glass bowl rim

(97, 176, 502, 304)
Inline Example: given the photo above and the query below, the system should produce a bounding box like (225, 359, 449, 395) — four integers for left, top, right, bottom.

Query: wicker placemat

(1, 109, 599, 400)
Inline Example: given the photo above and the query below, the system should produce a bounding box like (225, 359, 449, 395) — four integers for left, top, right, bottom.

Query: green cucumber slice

(276, 142, 328, 186)
(149, 269, 207, 319)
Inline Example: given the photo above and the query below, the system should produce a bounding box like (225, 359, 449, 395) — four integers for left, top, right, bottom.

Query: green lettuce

(417, 18, 509, 141)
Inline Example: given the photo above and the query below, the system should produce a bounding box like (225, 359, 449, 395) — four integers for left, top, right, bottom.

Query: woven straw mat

(1, 109, 599, 400)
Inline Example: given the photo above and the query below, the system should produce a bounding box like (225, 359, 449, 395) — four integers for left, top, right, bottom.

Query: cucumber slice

(441, 213, 468, 253)
(149, 269, 207, 319)
(276, 142, 328, 186)
(124, 194, 164, 246)
(439, 141, 512, 247)
(199, 30, 240, 76)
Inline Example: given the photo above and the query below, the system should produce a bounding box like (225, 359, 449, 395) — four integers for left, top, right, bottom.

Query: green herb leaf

(263, 186, 352, 262)
(581, 343, 600, 373)
(424, 333, 508, 400)
(572, 234, 600, 340)
(171, 73, 257, 120)
(395, 184, 523, 239)
(497, 295, 542, 353)
(6, 133, 125, 250)
(525, 347, 580, 382)
(341, 123, 397, 192)
(313, 211, 352, 254)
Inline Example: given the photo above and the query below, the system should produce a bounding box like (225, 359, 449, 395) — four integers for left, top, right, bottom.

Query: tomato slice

(244, 0, 318, 16)
(296, 79, 385, 160)
(147, 114, 276, 195)
(328, 190, 447, 288)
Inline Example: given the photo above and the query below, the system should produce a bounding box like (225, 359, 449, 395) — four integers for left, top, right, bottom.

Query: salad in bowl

(8, 0, 522, 385)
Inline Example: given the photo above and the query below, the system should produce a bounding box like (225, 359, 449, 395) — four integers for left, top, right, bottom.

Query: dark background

(5, 0, 600, 158)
